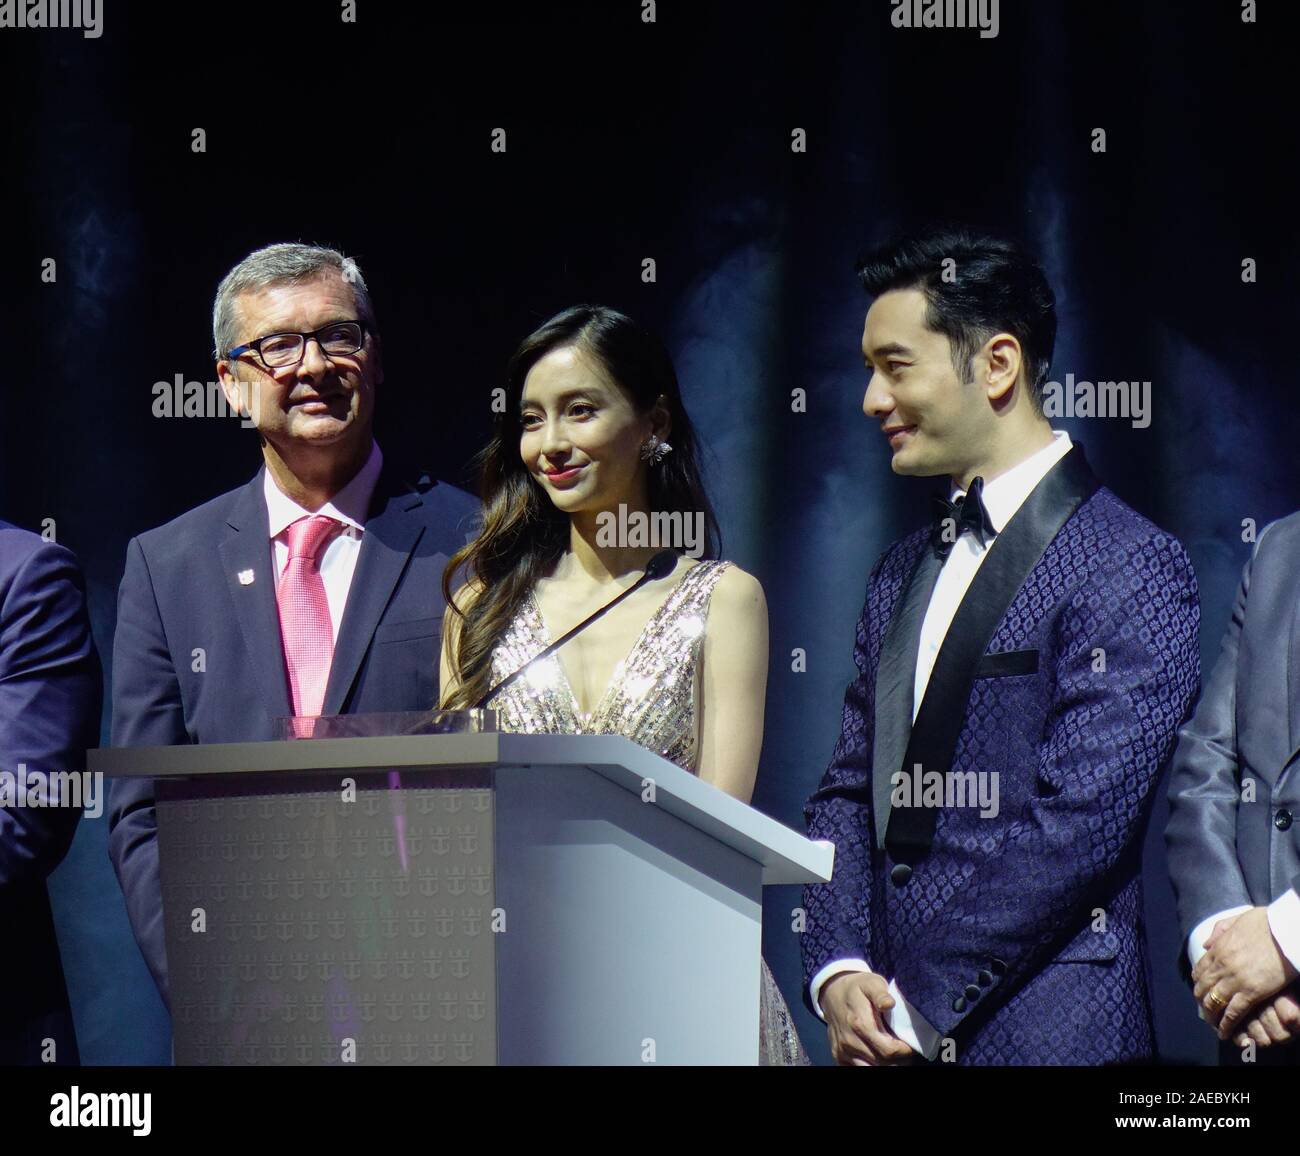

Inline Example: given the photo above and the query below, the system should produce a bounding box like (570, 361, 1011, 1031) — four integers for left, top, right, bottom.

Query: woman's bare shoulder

(714, 561, 764, 598)
(707, 562, 766, 617)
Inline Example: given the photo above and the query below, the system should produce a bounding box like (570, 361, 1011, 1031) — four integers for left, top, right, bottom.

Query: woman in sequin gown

(438, 305, 807, 1065)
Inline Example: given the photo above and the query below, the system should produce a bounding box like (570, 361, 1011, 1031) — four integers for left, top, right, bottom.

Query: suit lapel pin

(237, 569, 255, 585)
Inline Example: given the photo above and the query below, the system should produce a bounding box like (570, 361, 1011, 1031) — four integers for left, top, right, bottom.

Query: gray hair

(212, 242, 377, 359)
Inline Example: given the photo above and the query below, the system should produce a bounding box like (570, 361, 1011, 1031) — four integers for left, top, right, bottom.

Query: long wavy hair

(441, 305, 720, 708)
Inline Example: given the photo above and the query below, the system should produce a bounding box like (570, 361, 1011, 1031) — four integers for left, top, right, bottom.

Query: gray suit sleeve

(1164, 537, 1262, 944)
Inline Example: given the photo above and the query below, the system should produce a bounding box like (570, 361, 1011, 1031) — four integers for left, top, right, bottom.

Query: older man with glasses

(107, 243, 478, 1009)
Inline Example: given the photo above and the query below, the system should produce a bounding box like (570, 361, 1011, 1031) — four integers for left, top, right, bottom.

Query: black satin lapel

(218, 476, 291, 720)
(321, 477, 425, 716)
(885, 445, 1101, 861)
(872, 545, 943, 849)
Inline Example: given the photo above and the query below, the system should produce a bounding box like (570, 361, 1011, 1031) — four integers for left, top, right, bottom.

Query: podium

(91, 730, 833, 1066)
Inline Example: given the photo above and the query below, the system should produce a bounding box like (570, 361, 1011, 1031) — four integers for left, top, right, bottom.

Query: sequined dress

(487, 559, 808, 1066)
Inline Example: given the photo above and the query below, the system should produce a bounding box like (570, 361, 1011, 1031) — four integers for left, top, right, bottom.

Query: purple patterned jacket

(802, 446, 1200, 1064)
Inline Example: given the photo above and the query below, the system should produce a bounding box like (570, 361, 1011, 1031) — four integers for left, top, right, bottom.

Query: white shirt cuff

(1267, 889, 1300, 974)
(885, 979, 942, 1061)
(809, 960, 941, 1060)
(1188, 905, 1254, 969)
(809, 958, 872, 1020)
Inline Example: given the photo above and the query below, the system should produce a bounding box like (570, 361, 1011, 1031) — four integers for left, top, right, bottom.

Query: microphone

(473, 550, 679, 709)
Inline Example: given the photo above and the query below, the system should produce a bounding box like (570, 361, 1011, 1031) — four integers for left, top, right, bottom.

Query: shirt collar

(952, 430, 1073, 534)
(263, 441, 384, 539)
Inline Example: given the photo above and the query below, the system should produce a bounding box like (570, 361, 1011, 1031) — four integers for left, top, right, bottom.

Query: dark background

(1, 0, 1295, 1065)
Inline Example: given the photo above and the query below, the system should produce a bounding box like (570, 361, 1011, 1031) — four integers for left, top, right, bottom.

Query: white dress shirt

(262, 442, 383, 643)
(810, 430, 1075, 1059)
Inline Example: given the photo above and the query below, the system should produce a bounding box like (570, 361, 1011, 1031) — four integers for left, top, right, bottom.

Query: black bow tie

(930, 476, 997, 559)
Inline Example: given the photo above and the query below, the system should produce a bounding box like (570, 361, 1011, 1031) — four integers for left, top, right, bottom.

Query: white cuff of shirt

(1188, 905, 1253, 970)
(808, 959, 940, 1060)
(809, 959, 872, 1019)
(1267, 889, 1300, 974)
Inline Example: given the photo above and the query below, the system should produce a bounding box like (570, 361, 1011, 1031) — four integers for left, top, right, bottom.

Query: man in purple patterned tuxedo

(801, 230, 1200, 1065)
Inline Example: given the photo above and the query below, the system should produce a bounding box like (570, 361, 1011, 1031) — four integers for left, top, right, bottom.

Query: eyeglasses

(227, 320, 367, 369)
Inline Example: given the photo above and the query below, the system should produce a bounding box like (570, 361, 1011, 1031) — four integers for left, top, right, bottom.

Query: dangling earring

(639, 433, 673, 465)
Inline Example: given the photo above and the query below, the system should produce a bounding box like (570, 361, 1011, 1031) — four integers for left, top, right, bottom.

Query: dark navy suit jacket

(106, 463, 478, 1007)
(802, 447, 1201, 1064)
(0, 522, 102, 1064)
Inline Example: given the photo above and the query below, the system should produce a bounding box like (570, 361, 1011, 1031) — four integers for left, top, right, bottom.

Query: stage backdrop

(2, 0, 1296, 1065)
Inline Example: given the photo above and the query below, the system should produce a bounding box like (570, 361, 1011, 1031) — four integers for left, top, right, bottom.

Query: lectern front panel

(157, 768, 497, 1066)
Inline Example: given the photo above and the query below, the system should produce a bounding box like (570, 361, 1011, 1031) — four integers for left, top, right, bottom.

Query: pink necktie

(277, 515, 342, 726)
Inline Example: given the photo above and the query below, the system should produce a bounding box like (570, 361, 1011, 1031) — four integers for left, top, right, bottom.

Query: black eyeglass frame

(226, 319, 368, 368)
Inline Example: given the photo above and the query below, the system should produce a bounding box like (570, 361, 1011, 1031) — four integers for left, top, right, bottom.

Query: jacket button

(964, 984, 981, 1001)
(1277, 810, 1294, 831)
(990, 958, 1008, 977)
(952, 996, 966, 1013)
(890, 863, 913, 886)
(977, 970, 994, 986)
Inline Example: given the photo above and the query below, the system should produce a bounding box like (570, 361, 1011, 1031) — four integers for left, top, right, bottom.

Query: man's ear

(370, 332, 384, 387)
(983, 334, 1023, 403)
(217, 360, 248, 417)
(218, 361, 263, 422)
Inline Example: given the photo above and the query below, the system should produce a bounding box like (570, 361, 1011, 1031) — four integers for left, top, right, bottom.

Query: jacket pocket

(374, 616, 441, 644)
(1052, 925, 1120, 963)
(974, 648, 1039, 678)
